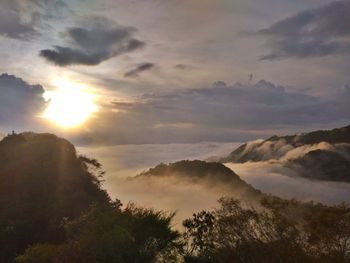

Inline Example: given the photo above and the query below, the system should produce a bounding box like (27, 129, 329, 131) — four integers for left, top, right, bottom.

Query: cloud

(72, 79, 350, 145)
(40, 18, 146, 66)
(0, 0, 68, 40)
(0, 73, 46, 126)
(124, 63, 155, 78)
(78, 143, 350, 225)
(254, 0, 350, 60)
(225, 162, 350, 205)
(225, 139, 342, 163)
(0, 0, 38, 40)
(79, 142, 241, 225)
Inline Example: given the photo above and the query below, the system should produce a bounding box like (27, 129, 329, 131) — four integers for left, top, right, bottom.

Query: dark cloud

(40, 46, 113, 66)
(73, 80, 350, 145)
(0, 73, 46, 126)
(40, 19, 146, 66)
(124, 63, 155, 78)
(255, 0, 350, 60)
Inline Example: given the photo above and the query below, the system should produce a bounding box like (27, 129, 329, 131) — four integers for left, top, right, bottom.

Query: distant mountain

(220, 124, 350, 163)
(219, 124, 350, 182)
(286, 149, 350, 182)
(136, 160, 263, 200)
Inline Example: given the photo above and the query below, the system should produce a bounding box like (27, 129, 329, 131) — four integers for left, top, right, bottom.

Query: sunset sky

(1, 0, 350, 145)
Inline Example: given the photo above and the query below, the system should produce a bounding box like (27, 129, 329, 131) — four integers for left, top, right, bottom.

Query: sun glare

(42, 79, 98, 128)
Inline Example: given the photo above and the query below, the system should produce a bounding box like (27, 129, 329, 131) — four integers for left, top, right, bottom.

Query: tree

(182, 197, 350, 263)
(16, 202, 180, 263)
(0, 133, 110, 262)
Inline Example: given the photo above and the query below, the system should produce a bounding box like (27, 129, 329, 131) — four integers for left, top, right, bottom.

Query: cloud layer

(256, 0, 350, 60)
(79, 143, 350, 225)
(40, 17, 146, 66)
(75, 79, 350, 145)
(79, 142, 240, 225)
(226, 162, 350, 204)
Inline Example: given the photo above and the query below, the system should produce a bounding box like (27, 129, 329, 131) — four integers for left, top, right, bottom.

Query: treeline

(16, 202, 179, 263)
(183, 197, 350, 263)
(13, 197, 350, 263)
(1, 133, 350, 262)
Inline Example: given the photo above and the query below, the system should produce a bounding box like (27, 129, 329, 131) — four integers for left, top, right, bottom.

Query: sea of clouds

(79, 142, 350, 225)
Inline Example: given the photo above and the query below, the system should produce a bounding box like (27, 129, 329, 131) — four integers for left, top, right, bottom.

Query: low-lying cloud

(225, 162, 350, 204)
(79, 142, 240, 225)
(79, 143, 350, 225)
(40, 17, 146, 66)
(231, 139, 347, 163)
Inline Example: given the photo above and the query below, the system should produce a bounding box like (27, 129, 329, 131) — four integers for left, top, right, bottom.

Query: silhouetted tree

(182, 197, 350, 263)
(0, 133, 110, 262)
(16, 203, 179, 263)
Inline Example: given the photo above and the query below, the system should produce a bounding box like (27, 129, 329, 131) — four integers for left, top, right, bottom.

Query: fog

(231, 139, 349, 162)
(225, 162, 350, 204)
(79, 142, 350, 225)
(79, 142, 240, 225)
(79, 142, 240, 181)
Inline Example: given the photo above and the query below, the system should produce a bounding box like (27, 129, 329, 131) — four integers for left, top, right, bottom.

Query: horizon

(1, 0, 350, 145)
(1, 1, 350, 260)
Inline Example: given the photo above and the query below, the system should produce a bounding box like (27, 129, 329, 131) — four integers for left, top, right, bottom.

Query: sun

(42, 79, 98, 129)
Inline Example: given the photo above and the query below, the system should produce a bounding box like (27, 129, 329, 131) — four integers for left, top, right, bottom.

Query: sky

(0, 0, 350, 145)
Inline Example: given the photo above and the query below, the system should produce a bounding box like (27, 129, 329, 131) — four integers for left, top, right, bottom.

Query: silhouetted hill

(219, 124, 350, 182)
(136, 160, 262, 199)
(0, 132, 110, 261)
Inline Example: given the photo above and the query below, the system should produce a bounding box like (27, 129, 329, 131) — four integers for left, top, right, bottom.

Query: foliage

(16, 203, 180, 263)
(183, 197, 350, 263)
(0, 133, 110, 262)
(0, 133, 179, 263)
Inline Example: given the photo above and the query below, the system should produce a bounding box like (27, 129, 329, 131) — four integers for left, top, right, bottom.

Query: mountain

(219, 124, 350, 182)
(135, 160, 263, 200)
(220, 124, 350, 163)
(0, 132, 110, 261)
(286, 149, 350, 182)
(1, 132, 350, 262)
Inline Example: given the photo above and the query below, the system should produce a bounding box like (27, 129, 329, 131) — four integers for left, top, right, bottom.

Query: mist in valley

(79, 142, 350, 225)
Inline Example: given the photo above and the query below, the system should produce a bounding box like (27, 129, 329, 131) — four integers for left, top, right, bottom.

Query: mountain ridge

(219, 124, 350, 182)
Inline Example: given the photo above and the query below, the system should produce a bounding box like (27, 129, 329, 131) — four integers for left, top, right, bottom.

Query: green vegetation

(16, 203, 179, 263)
(1, 133, 350, 262)
(183, 197, 350, 263)
(0, 133, 178, 262)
